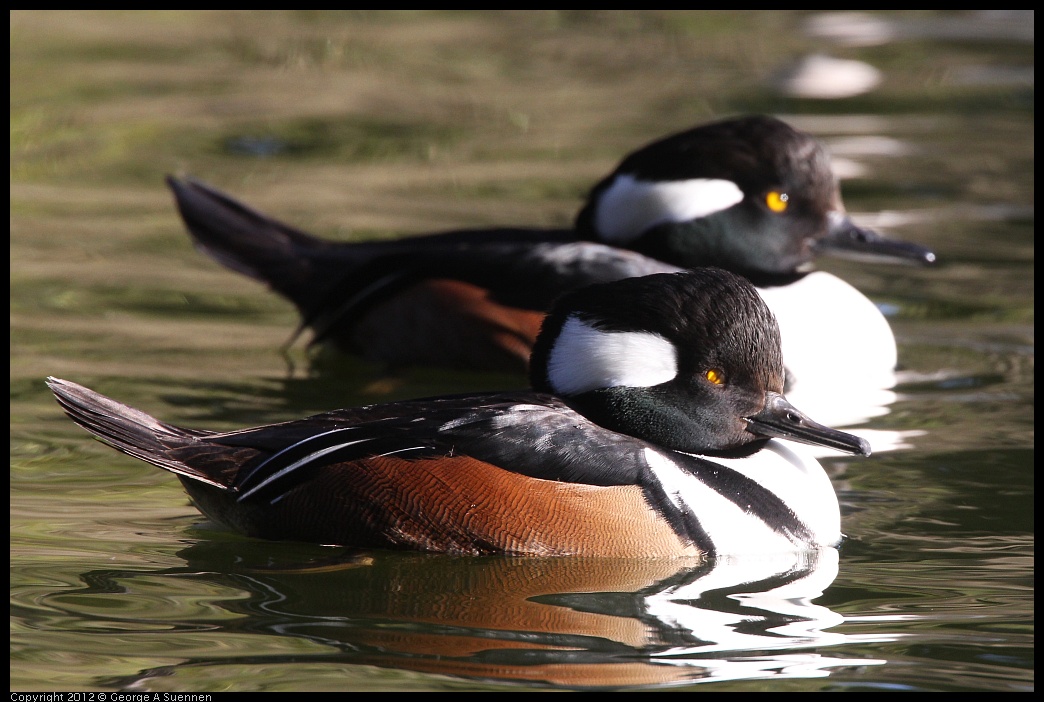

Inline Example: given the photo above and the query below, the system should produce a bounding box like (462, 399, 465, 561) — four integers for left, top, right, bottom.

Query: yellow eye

(705, 369, 725, 385)
(766, 191, 789, 213)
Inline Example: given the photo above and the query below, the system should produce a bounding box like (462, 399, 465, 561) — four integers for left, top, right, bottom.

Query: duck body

(169, 115, 934, 377)
(50, 269, 869, 557)
(48, 384, 840, 557)
(169, 181, 678, 369)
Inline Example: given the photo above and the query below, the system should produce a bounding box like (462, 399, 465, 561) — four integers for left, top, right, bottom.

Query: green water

(11, 10, 1033, 692)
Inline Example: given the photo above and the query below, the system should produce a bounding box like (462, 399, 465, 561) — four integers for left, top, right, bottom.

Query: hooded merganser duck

(49, 269, 870, 557)
(168, 115, 934, 386)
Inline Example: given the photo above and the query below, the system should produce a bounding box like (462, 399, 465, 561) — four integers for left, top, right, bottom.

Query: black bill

(815, 212, 936, 266)
(746, 392, 872, 457)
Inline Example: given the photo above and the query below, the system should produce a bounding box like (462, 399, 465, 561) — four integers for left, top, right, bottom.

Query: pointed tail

(166, 176, 365, 315)
(47, 377, 231, 490)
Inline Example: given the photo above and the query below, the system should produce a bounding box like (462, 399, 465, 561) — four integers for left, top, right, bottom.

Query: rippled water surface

(11, 10, 1033, 692)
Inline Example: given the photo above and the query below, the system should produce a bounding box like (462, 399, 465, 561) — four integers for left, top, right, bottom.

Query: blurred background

(11, 11, 1033, 692)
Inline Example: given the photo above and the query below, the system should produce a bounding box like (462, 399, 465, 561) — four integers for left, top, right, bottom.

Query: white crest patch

(547, 316, 677, 395)
(595, 175, 745, 244)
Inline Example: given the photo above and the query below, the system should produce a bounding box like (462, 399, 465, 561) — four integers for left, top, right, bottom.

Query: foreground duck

(169, 115, 934, 385)
(50, 269, 869, 557)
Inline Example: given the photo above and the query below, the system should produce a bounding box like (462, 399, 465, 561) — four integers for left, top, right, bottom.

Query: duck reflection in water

(67, 544, 888, 689)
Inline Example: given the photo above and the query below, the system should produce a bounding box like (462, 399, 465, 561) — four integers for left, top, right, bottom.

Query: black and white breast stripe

(640, 448, 819, 554)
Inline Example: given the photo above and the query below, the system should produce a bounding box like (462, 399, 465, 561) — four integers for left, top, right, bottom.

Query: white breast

(757, 271, 898, 427)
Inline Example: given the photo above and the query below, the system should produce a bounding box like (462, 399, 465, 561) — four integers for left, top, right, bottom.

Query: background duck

(168, 115, 935, 392)
(48, 268, 869, 558)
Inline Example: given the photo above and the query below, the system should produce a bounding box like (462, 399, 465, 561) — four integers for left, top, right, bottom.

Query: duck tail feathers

(46, 377, 230, 490)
